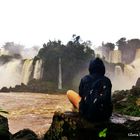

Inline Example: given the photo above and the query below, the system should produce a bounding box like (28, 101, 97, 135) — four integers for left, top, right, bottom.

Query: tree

(71, 34, 81, 44)
(116, 37, 127, 50)
(37, 37, 95, 90)
(127, 39, 140, 49)
(104, 42, 115, 51)
(101, 42, 115, 61)
(37, 40, 65, 85)
(116, 38, 140, 64)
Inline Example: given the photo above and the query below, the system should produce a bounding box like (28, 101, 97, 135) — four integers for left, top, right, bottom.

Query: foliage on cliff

(37, 35, 95, 89)
(113, 86, 140, 117)
(101, 37, 140, 64)
(0, 54, 21, 64)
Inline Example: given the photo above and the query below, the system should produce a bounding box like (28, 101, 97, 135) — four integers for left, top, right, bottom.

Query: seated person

(67, 58, 113, 122)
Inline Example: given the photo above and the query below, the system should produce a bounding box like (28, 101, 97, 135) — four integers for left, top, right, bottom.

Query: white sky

(0, 0, 140, 48)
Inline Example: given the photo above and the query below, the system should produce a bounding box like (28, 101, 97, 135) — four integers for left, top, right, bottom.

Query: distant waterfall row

(95, 48, 140, 90)
(107, 48, 140, 90)
(21, 59, 43, 84)
(109, 50, 122, 63)
(108, 48, 140, 63)
(109, 48, 140, 78)
(0, 59, 43, 88)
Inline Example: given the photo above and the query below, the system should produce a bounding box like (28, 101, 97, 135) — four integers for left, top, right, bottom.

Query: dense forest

(36, 35, 95, 90)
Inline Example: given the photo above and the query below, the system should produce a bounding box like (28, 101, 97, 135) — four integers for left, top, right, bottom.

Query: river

(0, 92, 71, 135)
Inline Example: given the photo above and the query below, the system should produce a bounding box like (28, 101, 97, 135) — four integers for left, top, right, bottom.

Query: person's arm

(79, 79, 84, 98)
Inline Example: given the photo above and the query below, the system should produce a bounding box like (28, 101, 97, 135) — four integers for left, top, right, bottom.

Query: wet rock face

(43, 112, 140, 140)
(136, 77, 140, 87)
(0, 115, 9, 130)
(0, 115, 11, 140)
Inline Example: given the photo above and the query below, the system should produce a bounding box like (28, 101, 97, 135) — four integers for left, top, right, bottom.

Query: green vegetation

(98, 128, 107, 138)
(117, 38, 140, 64)
(113, 86, 140, 117)
(37, 35, 95, 90)
(0, 35, 95, 92)
(36, 36, 140, 91)
(101, 37, 140, 64)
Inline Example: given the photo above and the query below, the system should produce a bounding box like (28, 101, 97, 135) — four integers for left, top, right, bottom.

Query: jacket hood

(88, 58, 105, 76)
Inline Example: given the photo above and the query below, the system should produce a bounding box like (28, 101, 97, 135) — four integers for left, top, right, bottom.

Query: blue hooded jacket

(79, 58, 112, 121)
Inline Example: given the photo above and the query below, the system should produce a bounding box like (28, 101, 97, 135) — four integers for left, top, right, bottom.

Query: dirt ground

(0, 92, 72, 135)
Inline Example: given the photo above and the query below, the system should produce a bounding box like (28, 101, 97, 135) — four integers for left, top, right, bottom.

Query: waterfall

(0, 60, 22, 88)
(131, 59, 140, 83)
(103, 48, 140, 90)
(111, 64, 138, 91)
(21, 59, 33, 84)
(58, 58, 62, 89)
(109, 50, 121, 63)
(121, 64, 136, 89)
(124, 65, 135, 80)
(112, 61, 140, 90)
(135, 48, 140, 60)
(112, 65, 124, 91)
(33, 59, 43, 80)
(115, 65, 123, 77)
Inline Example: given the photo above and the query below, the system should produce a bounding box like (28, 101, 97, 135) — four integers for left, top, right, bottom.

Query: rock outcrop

(0, 115, 39, 140)
(43, 112, 140, 140)
(12, 129, 39, 140)
(0, 115, 11, 140)
(1, 112, 140, 140)
(112, 87, 140, 117)
(136, 77, 140, 87)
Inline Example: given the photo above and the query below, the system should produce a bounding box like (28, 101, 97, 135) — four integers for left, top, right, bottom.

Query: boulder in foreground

(0, 115, 11, 140)
(43, 111, 140, 140)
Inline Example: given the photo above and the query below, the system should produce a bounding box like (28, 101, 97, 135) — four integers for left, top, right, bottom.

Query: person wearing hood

(67, 57, 112, 121)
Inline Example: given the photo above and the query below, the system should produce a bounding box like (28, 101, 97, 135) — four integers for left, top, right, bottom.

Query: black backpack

(79, 77, 112, 122)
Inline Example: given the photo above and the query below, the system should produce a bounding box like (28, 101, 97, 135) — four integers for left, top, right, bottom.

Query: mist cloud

(1, 42, 40, 59)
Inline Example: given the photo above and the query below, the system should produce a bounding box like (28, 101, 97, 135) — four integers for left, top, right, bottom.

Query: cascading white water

(0, 60, 22, 88)
(115, 65, 123, 77)
(130, 58, 140, 84)
(21, 59, 33, 84)
(124, 65, 135, 80)
(116, 64, 136, 89)
(109, 50, 121, 63)
(112, 65, 124, 91)
(58, 58, 62, 89)
(33, 59, 43, 80)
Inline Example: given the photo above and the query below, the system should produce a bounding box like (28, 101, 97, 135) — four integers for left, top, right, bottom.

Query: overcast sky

(0, 0, 140, 48)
